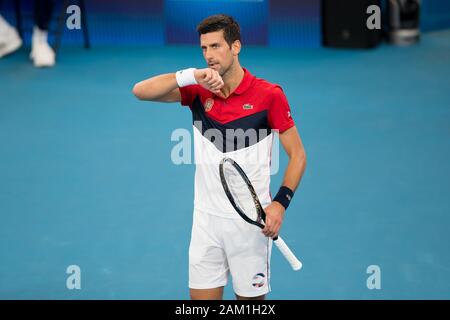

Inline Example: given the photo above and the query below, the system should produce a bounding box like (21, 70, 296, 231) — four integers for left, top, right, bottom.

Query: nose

(204, 48, 214, 61)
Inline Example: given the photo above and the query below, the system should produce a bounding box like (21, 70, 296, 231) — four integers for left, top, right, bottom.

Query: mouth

(208, 63, 219, 69)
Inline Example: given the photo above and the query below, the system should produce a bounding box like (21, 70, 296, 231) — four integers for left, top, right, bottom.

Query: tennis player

(133, 14, 306, 300)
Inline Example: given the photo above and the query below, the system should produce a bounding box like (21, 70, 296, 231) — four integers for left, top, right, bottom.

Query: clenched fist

(194, 68, 224, 94)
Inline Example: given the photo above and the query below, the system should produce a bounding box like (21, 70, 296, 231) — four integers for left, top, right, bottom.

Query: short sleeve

(268, 86, 295, 133)
(179, 85, 201, 107)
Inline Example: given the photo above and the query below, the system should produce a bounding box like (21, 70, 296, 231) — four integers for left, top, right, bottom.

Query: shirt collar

(233, 68, 254, 95)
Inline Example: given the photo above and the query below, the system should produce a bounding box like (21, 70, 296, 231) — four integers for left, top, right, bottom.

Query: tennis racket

(219, 157, 302, 271)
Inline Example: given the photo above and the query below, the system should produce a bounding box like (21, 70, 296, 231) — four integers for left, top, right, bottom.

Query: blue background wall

(1, 0, 320, 47)
(0, 0, 449, 46)
(165, 0, 269, 46)
(421, 0, 450, 32)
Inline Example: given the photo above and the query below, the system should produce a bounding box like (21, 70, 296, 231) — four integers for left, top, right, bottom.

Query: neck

(220, 62, 244, 98)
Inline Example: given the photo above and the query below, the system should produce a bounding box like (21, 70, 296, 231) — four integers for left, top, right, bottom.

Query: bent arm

(279, 125, 307, 192)
(132, 73, 181, 102)
(262, 125, 306, 238)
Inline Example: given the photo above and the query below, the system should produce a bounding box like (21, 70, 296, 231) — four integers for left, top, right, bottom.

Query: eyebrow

(201, 43, 220, 48)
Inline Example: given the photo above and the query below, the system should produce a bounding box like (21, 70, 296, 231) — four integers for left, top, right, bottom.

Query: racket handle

(273, 236, 303, 271)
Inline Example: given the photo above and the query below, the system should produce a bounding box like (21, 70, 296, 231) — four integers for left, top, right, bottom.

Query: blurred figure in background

(0, 0, 55, 67)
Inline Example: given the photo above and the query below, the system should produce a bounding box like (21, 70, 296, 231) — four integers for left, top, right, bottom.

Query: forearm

(263, 151, 305, 237)
(132, 73, 178, 101)
(281, 151, 306, 192)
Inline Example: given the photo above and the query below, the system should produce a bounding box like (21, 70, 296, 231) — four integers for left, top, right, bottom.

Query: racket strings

(223, 162, 260, 222)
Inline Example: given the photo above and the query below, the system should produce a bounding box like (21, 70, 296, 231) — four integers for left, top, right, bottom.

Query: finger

(262, 223, 268, 233)
(211, 70, 220, 78)
(203, 70, 213, 82)
(209, 80, 222, 88)
(209, 81, 221, 89)
(273, 220, 280, 231)
(268, 223, 276, 236)
(212, 71, 222, 83)
(262, 223, 269, 236)
(210, 83, 223, 91)
(271, 221, 280, 238)
(215, 91, 225, 98)
(272, 224, 280, 239)
(206, 70, 216, 80)
(263, 221, 273, 237)
(208, 74, 220, 86)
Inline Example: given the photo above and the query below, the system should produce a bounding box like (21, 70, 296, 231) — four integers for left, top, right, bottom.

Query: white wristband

(175, 68, 198, 87)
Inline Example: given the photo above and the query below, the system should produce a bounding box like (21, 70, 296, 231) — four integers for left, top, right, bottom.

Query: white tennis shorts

(189, 208, 273, 297)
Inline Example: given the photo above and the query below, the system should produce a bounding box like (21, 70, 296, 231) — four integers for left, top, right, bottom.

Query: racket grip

(273, 236, 303, 271)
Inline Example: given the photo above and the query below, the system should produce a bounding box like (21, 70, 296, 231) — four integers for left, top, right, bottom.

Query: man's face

(200, 30, 237, 76)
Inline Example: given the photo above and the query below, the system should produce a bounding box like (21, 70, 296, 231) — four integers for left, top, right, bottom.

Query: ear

(231, 40, 241, 56)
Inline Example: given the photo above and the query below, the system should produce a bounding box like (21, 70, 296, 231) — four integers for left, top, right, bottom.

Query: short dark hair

(196, 14, 241, 47)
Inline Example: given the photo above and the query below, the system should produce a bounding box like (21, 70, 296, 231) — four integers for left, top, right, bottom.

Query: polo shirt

(179, 68, 295, 217)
